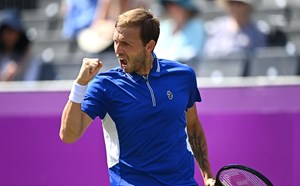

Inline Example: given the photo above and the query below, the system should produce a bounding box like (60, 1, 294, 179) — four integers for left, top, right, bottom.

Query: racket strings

(218, 168, 268, 186)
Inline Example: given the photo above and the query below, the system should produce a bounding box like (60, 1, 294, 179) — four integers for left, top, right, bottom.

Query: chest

(106, 76, 190, 125)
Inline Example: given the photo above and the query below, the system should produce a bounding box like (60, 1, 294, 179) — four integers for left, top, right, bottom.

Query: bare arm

(186, 104, 215, 186)
(94, 0, 112, 21)
(60, 101, 93, 143)
(93, 0, 129, 24)
(59, 58, 102, 143)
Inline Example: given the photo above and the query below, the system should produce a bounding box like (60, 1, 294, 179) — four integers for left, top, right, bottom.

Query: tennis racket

(215, 164, 273, 186)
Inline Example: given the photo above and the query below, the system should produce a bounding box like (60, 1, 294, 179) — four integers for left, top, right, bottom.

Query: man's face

(113, 26, 147, 74)
(166, 3, 188, 23)
(227, 1, 251, 20)
(1, 27, 21, 49)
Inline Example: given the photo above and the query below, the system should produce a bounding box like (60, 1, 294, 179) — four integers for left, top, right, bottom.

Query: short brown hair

(115, 8, 160, 46)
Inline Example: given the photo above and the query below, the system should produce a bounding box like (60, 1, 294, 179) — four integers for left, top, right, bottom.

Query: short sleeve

(81, 76, 109, 120)
(187, 67, 201, 109)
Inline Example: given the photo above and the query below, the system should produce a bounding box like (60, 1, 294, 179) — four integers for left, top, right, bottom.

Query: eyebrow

(113, 36, 133, 46)
(113, 34, 125, 42)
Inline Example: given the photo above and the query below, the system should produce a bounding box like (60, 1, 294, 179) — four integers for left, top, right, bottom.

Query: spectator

(203, 0, 266, 58)
(0, 9, 41, 81)
(155, 0, 205, 62)
(61, 0, 99, 40)
(62, 0, 146, 53)
(62, 0, 146, 39)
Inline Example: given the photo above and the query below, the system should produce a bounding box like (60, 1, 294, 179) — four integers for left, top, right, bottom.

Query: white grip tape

(69, 82, 88, 103)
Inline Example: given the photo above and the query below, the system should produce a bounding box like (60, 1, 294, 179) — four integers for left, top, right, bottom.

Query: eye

(120, 41, 131, 47)
(114, 40, 131, 47)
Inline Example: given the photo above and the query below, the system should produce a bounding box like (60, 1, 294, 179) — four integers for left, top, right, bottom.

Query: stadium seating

(196, 52, 248, 77)
(53, 51, 117, 80)
(248, 47, 299, 76)
(1, 0, 300, 80)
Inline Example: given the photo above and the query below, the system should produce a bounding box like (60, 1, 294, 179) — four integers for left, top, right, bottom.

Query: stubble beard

(130, 50, 147, 74)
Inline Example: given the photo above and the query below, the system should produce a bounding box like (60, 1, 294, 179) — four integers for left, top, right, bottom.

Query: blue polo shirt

(82, 53, 201, 186)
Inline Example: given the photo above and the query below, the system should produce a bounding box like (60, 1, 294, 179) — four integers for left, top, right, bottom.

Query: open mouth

(119, 58, 128, 68)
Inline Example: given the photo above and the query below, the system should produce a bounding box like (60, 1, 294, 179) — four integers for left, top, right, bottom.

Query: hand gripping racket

(215, 164, 273, 186)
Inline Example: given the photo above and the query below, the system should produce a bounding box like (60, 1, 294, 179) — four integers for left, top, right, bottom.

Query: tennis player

(60, 8, 215, 186)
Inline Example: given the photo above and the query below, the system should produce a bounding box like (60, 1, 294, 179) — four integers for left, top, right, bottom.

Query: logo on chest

(167, 91, 173, 100)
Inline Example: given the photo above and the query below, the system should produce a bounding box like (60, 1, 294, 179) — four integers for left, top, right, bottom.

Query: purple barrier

(0, 85, 299, 186)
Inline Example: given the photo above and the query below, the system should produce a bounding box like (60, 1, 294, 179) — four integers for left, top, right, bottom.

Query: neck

(173, 22, 184, 35)
(136, 53, 154, 76)
(232, 16, 250, 29)
(172, 15, 190, 34)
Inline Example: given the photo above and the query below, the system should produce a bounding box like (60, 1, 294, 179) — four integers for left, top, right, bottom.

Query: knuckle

(82, 58, 89, 65)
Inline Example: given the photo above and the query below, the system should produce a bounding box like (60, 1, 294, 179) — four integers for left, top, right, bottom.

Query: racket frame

(215, 164, 273, 186)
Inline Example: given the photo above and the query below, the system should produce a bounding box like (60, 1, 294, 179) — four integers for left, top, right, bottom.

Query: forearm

(95, 0, 111, 21)
(60, 58, 100, 143)
(119, 0, 129, 14)
(60, 100, 84, 143)
(188, 122, 213, 180)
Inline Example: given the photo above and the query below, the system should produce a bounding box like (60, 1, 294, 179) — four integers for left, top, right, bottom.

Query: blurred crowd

(0, 0, 298, 81)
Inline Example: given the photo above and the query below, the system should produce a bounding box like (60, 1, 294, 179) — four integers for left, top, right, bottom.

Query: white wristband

(69, 82, 88, 103)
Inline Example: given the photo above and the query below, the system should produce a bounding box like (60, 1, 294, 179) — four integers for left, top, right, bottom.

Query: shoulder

(251, 22, 266, 36)
(97, 67, 123, 78)
(206, 16, 230, 35)
(187, 18, 204, 29)
(183, 18, 204, 35)
(211, 16, 230, 27)
(160, 19, 173, 28)
(158, 58, 196, 76)
(89, 67, 124, 87)
(245, 21, 266, 42)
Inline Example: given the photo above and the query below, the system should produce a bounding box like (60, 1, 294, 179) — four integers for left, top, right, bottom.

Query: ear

(145, 40, 156, 52)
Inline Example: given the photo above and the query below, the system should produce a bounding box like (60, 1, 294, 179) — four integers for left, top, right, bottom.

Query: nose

(114, 42, 123, 56)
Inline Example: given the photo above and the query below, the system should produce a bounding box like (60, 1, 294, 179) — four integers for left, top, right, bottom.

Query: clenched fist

(75, 58, 102, 85)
